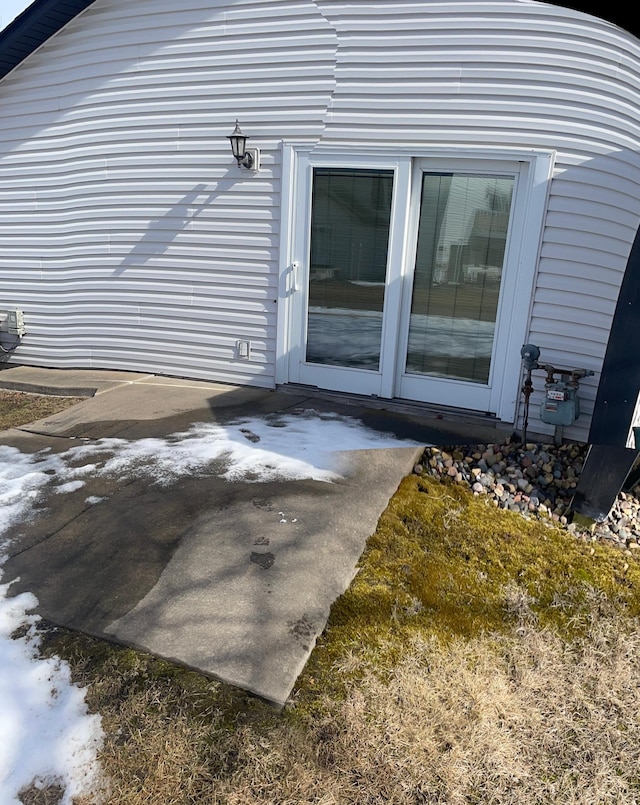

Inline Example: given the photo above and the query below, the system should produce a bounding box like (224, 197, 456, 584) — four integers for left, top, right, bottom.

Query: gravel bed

(415, 440, 640, 553)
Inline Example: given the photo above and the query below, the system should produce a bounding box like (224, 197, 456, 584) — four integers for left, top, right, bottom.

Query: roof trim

(553, 1, 636, 35)
(0, 0, 98, 80)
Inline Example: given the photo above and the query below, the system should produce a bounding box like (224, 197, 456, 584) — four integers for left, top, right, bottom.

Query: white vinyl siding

(0, 0, 337, 387)
(1, 0, 640, 441)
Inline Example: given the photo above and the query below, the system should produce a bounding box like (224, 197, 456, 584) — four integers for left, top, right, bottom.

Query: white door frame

(276, 144, 554, 424)
(283, 150, 412, 397)
(396, 157, 522, 415)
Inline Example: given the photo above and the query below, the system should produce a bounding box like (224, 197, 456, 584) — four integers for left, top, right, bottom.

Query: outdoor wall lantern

(227, 120, 260, 171)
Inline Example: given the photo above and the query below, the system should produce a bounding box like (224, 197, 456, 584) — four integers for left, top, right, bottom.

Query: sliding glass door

(290, 157, 410, 397)
(286, 152, 539, 418)
(397, 169, 516, 409)
(305, 168, 394, 371)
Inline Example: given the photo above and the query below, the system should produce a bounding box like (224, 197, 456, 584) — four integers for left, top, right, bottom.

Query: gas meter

(520, 344, 594, 444)
(541, 381, 580, 427)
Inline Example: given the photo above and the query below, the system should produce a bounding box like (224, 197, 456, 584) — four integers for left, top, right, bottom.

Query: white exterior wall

(0, 0, 337, 386)
(1, 0, 640, 441)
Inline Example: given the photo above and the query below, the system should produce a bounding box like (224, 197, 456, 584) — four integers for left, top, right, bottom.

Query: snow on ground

(0, 447, 104, 804)
(0, 409, 419, 803)
(0, 573, 104, 804)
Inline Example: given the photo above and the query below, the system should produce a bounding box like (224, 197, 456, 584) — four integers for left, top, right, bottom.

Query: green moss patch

(298, 474, 640, 702)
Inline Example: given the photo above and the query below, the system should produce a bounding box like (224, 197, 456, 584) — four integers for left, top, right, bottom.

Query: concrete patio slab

(0, 369, 498, 705)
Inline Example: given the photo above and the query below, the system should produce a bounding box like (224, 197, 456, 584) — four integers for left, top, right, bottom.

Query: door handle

(291, 261, 300, 292)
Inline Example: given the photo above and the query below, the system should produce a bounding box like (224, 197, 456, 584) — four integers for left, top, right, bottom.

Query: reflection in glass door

(305, 168, 394, 370)
(288, 154, 530, 415)
(405, 173, 514, 385)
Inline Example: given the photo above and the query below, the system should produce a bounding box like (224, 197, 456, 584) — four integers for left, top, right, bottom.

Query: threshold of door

(277, 383, 514, 444)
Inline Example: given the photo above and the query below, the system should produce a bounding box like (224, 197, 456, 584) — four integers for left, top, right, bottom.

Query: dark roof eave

(553, 1, 637, 36)
(0, 0, 98, 80)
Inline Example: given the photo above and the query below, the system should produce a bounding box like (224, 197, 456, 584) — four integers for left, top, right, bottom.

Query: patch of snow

(0, 446, 67, 538)
(54, 480, 86, 495)
(0, 450, 105, 804)
(0, 573, 104, 804)
(6, 411, 417, 497)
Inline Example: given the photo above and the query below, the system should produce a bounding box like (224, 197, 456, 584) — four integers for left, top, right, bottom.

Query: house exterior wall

(0, 0, 337, 387)
(310, 0, 640, 442)
(1, 0, 640, 441)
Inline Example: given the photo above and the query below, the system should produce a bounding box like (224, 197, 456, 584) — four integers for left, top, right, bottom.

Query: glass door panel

(288, 154, 528, 415)
(405, 173, 514, 384)
(305, 168, 394, 371)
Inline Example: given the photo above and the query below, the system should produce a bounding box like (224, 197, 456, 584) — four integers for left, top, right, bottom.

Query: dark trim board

(571, 444, 640, 522)
(553, 0, 640, 34)
(572, 216, 640, 521)
(0, 0, 98, 80)
(588, 223, 640, 448)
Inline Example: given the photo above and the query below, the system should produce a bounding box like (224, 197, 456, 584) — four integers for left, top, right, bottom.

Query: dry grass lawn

(0, 388, 85, 429)
(4, 390, 640, 804)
